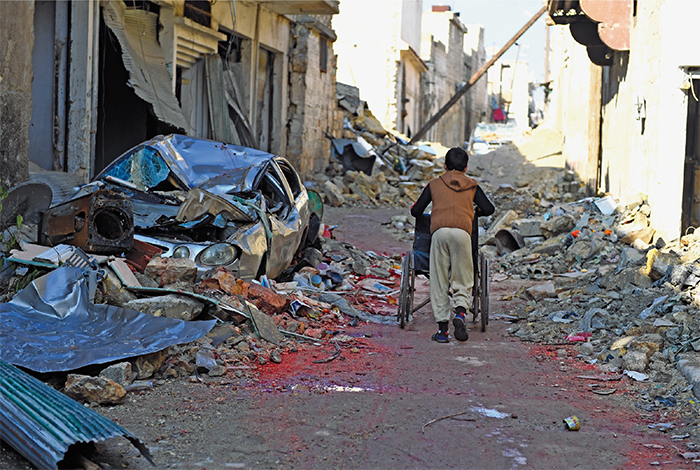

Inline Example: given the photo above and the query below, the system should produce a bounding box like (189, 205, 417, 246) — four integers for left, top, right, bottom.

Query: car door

(257, 161, 305, 278)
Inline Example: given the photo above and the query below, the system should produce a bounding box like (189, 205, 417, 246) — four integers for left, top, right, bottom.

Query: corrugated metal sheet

(102, 0, 188, 131)
(0, 359, 154, 470)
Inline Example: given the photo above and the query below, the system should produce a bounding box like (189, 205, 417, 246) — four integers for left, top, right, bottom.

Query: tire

(398, 250, 414, 328)
(480, 252, 489, 332)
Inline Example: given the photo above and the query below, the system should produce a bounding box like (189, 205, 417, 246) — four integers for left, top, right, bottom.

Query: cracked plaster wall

(0, 0, 33, 189)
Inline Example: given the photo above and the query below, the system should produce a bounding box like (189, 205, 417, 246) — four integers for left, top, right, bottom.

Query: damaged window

(102, 146, 171, 191)
(258, 167, 289, 216)
(276, 159, 303, 198)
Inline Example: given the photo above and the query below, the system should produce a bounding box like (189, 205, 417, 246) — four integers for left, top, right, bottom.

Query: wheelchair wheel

(398, 250, 415, 328)
(479, 252, 489, 332)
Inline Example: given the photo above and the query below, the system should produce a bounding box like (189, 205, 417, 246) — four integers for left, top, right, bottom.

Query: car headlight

(172, 246, 190, 259)
(199, 243, 238, 266)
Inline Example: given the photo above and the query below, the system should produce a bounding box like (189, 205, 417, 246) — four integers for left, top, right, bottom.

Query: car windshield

(102, 146, 171, 191)
(163, 135, 272, 189)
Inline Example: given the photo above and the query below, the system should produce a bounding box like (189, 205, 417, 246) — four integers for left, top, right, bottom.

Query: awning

(102, 0, 188, 131)
(548, 0, 630, 66)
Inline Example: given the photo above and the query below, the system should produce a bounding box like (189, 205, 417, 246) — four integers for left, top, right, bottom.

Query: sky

(423, 0, 548, 85)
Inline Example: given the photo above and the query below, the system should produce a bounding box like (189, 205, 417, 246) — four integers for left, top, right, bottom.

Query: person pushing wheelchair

(410, 148, 495, 343)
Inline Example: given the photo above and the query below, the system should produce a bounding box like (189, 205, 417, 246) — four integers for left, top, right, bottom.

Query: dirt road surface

(2, 204, 693, 470)
(2, 135, 696, 469)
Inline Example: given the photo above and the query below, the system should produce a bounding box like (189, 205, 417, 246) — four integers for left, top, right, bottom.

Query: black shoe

(431, 331, 449, 343)
(453, 313, 469, 342)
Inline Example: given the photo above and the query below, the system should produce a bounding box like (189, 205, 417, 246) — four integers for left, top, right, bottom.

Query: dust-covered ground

(3, 128, 698, 469)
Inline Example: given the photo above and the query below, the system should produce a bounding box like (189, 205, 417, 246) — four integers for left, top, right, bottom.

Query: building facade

(547, 0, 700, 241)
(333, 0, 427, 138)
(0, 0, 340, 189)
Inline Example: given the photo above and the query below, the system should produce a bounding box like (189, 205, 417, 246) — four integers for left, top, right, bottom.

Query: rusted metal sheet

(0, 359, 154, 470)
(580, 0, 630, 51)
(39, 189, 134, 254)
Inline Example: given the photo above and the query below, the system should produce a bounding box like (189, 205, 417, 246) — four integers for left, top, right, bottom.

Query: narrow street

(1, 203, 692, 469)
(3, 1, 700, 469)
(43, 207, 694, 469)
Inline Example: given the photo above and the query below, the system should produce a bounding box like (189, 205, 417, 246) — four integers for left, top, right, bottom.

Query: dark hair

(445, 148, 469, 171)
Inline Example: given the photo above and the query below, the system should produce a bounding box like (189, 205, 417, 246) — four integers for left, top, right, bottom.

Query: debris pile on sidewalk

(0, 208, 404, 406)
(481, 186, 700, 408)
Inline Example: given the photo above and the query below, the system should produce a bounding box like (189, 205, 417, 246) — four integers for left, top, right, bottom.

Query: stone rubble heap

(307, 88, 452, 208)
(0, 229, 403, 405)
(463, 179, 700, 426)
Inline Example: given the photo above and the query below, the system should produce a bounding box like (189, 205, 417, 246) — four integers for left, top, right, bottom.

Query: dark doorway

(681, 79, 700, 235)
(95, 15, 177, 176)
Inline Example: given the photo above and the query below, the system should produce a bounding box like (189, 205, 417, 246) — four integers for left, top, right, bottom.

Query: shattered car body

(83, 134, 309, 280)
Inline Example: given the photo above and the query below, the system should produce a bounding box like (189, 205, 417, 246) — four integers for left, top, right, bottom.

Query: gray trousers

(429, 227, 473, 323)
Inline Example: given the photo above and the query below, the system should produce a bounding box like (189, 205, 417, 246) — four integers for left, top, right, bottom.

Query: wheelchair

(397, 214, 489, 332)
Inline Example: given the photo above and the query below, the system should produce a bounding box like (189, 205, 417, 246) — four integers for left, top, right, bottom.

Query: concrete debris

(99, 362, 133, 388)
(123, 294, 205, 321)
(64, 374, 126, 405)
(475, 176, 700, 409)
(145, 256, 198, 287)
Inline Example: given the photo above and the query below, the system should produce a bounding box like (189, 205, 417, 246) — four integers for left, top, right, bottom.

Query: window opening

(320, 37, 328, 73)
(257, 48, 275, 152)
(184, 1, 211, 28)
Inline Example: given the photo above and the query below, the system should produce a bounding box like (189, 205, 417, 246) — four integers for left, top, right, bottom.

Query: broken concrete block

(208, 365, 227, 376)
(540, 214, 575, 239)
(622, 349, 649, 372)
(270, 350, 282, 363)
(676, 353, 700, 399)
(123, 294, 204, 321)
(102, 267, 137, 307)
(616, 267, 653, 289)
(132, 349, 168, 379)
(378, 182, 400, 205)
(247, 301, 283, 345)
(514, 218, 542, 237)
(200, 268, 249, 297)
(616, 211, 648, 238)
(323, 181, 345, 207)
(247, 282, 289, 315)
(622, 225, 655, 245)
(65, 374, 126, 405)
(525, 283, 556, 301)
(565, 239, 592, 264)
(145, 256, 197, 286)
(523, 236, 545, 246)
(630, 334, 664, 356)
(644, 249, 677, 281)
(99, 362, 133, 387)
(532, 234, 566, 255)
(481, 210, 518, 246)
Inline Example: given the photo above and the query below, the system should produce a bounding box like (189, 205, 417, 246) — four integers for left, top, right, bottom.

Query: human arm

(410, 185, 432, 218)
(473, 186, 495, 217)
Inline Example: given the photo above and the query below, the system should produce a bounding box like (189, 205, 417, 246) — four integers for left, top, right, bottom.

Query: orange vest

(428, 172, 477, 235)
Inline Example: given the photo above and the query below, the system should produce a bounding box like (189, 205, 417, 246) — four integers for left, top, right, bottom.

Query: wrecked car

(71, 134, 309, 280)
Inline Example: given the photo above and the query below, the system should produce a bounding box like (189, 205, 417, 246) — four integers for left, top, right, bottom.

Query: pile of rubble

(306, 83, 450, 208)
(0, 226, 404, 406)
(471, 184, 700, 422)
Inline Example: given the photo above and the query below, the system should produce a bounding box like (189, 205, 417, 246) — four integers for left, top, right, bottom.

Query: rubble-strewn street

(2, 128, 700, 469)
(3, 0, 700, 468)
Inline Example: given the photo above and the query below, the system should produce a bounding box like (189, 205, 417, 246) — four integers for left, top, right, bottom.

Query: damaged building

(545, 0, 700, 242)
(0, 0, 341, 190)
(333, 2, 489, 148)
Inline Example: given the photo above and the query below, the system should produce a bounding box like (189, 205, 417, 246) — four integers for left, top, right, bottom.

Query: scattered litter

(624, 370, 649, 381)
(563, 415, 580, 431)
